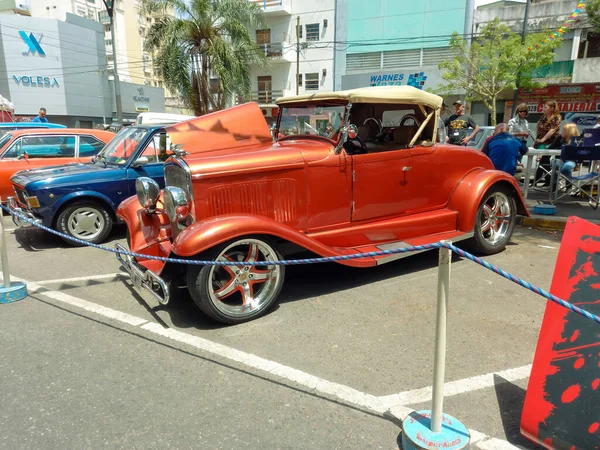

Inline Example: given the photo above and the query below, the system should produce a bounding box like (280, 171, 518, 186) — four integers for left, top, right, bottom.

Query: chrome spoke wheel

(67, 207, 105, 240)
(207, 239, 283, 318)
(479, 192, 512, 246)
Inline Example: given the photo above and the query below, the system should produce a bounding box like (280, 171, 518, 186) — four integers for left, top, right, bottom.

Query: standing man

(481, 123, 528, 177)
(32, 108, 48, 123)
(445, 100, 479, 145)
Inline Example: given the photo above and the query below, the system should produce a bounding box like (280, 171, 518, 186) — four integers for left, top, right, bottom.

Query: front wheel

(186, 237, 285, 324)
(470, 187, 516, 255)
(56, 201, 113, 246)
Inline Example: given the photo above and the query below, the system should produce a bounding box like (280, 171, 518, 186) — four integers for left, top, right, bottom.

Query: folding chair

(550, 144, 600, 209)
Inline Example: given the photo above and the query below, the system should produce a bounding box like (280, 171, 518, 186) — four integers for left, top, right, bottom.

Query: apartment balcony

(237, 90, 283, 105)
(529, 60, 574, 83)
(258, 42, 294, 64)
(249, 0, 291, 16)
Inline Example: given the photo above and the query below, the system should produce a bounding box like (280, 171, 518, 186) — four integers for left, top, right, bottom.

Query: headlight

(135, 177, 160, 209)
(163, 186, 190, 222)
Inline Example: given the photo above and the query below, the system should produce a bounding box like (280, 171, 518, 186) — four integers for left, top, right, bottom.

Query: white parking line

(35, 273, 127, 285)
(378, 364, 532, 408)
(9, 274, 521, 449)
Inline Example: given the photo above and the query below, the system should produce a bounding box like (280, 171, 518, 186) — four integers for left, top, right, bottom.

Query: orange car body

(117, 89, 528, 281)
(0, 128, 114, 200)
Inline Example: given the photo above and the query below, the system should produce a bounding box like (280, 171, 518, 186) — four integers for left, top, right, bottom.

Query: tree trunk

(490, 96, 497, 126)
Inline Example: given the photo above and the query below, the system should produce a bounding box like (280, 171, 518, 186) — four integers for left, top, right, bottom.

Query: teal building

(335, 0, 471, 94)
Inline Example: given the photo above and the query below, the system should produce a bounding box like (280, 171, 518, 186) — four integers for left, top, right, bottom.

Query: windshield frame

(0, 133, 13, 157)
(275, 101, 349, 144)
(94, 126, 151, 166)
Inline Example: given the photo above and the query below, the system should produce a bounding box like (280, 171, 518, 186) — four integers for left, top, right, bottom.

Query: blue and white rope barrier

(3, 204, 599, 326)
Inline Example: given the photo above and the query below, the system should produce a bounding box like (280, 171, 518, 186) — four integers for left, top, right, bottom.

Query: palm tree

(141, 0, 268, 116)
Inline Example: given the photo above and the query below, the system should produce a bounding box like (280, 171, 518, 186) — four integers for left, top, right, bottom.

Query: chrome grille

(164, 159, 194, 230)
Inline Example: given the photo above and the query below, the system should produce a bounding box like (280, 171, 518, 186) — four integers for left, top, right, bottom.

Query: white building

(247, 0, 336, 123)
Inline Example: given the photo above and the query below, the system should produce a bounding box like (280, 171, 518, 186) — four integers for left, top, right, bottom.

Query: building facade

(247, 0, 336, 122)
(335, 0, 471, 98)
(474, 0, 600, 127)
(0, 13, 165, 126)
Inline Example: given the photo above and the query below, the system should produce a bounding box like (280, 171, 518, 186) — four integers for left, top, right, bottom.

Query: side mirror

(132, 156, 149, 167)
(346, 124, 358, 140)
(18, 151, 29, 160)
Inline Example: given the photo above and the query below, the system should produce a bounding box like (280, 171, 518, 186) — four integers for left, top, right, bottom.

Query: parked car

(0, 122, 66, 138)
(113, 87, 529, 325)
(0, 128, 114, 201)
(8, 124, 175, 244)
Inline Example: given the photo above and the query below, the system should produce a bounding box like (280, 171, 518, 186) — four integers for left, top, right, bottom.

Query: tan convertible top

(276, 86, 442, 109)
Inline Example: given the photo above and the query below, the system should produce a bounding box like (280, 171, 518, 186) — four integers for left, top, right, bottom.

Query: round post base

(0, 282, 28, 304)
(401, 410, 470, 450)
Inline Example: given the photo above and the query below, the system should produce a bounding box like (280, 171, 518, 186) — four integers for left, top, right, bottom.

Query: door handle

(403, 166, 412, 172)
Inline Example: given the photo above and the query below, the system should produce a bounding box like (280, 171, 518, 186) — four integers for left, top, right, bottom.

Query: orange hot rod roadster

(116, 86, 529, 324)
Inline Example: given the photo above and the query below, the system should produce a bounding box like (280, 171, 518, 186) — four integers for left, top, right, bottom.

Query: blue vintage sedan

(8, 124, 171, 245)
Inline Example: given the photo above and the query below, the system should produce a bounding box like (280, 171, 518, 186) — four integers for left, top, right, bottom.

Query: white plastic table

(521, 148, 561, 199)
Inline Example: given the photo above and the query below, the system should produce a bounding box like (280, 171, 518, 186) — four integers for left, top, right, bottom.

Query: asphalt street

(0, 222, 561, 449)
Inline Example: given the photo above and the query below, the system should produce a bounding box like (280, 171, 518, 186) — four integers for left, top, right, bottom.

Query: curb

(518, 214, 600, 231)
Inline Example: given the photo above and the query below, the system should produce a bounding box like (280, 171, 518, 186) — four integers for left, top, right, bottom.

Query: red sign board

(521, 216, 600, 449)
(518, 83, 600, 113)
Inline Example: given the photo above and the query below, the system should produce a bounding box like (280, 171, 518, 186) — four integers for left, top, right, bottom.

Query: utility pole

(296, 15, 300, 95)
(510, 0, 531, 117)
(102, 0, 123, 124)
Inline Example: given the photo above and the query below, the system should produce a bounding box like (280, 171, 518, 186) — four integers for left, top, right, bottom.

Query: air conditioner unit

(261, 108, 272, 118)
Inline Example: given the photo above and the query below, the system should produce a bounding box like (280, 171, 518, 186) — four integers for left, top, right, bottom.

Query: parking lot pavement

(0, 223, 563, 448)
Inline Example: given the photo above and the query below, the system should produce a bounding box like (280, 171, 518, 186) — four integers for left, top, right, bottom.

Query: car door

(0, 134, 77, 200)
(350, 145, 415, 222)
(125, 131, 168, 196)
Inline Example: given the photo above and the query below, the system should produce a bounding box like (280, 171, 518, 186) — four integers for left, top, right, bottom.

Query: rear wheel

(186, 237, 285, 324)
(56, 200, 113, 246)
(470, 186, 516, 255)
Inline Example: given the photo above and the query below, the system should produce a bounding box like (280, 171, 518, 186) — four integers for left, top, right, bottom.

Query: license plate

(131, 271, 143, 290)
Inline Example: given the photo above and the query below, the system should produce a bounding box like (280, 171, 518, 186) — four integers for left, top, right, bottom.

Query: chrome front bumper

(6, 197, 41, 228)
(115, 243, 170, 305)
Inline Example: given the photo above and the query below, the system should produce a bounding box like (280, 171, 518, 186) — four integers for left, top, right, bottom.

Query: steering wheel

(399, 114, 421, 127)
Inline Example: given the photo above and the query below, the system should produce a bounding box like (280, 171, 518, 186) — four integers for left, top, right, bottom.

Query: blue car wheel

(56, 200, 113, 246)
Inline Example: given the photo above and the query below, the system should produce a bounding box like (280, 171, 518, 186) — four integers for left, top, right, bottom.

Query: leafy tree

(142, 0, 268, 116)
(437, 18, 562, 125)
(586, 0, 600, 31)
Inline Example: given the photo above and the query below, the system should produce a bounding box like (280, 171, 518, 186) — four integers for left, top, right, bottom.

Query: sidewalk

(518, 187, 600, 230)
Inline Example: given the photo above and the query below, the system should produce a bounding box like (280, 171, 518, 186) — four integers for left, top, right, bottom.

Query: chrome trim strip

(115, 243, 170, 305)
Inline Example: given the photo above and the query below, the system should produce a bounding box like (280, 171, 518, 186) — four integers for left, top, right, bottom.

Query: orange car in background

(0, 128, 114, 201)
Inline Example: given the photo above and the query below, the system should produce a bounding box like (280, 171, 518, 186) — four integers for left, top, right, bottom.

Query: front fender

(172, 214, 375, 267)
(51, 190, 119, 220)
(448, 169, 529, 232)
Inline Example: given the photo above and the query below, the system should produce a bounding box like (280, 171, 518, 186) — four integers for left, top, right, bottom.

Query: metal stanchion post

(0, 197, 27, 304)
(401, 242, 470, 450)
(431, 243, 451, 432)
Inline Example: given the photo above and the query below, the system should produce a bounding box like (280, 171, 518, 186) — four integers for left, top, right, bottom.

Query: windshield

(95, 126, 149, 165)
(279, 104, 346, 139)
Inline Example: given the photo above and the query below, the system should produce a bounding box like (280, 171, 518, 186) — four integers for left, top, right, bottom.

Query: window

(306, 23, 319, 41)
(77, 6, 86, 16)
(104, 24, 111, 33)
(139, 132, 169, 163)
(79, 136, 106, 157)
(105, 39, 112, 46)
(305, 73, 319, 90)
(256, 29, 271, 45)
(6, 136, 76, 159)
(578, 31, 600, 58)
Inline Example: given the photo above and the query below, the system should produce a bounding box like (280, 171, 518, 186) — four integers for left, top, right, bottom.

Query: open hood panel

(165, 103, 273, 155)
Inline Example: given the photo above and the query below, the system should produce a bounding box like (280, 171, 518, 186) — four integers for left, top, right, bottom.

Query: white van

(135, 112, 195, 125)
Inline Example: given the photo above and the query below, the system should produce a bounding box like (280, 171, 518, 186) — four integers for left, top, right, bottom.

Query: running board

(373, 231, 473, 265)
